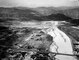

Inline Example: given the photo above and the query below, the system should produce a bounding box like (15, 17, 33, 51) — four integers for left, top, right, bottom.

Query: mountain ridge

(32, 7, 79, 19)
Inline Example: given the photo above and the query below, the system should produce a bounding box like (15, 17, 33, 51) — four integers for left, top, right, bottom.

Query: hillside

(59, 7, 79, 19)
(0, 7, 79, 26)
(46, 13, 72, 21)
(33, 7, 79, 19)
(0, 7, 45, 21)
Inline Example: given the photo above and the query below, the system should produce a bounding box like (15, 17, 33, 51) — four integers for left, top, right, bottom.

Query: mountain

(60, 7, 79, 19)
(32, 7, 58, 15)
(0, 7, 79, 23)
(0, 7, 72, 22)
(46, 13, 72, 21)
(0, 7, 45, 22)
(32, 7, 79, 19)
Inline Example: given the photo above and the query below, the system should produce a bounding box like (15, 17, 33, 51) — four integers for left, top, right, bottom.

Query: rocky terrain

(0, 7, 79, 60)
(0, 25, 54, 60)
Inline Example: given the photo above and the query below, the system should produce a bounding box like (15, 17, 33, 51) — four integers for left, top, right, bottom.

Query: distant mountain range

(0, 7, 45, 21)
(0, 7, 79, 25)
(32, 7, 79, 19)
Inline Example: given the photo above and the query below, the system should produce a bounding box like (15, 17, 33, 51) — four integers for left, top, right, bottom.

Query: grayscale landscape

(0, 0, 79, 60)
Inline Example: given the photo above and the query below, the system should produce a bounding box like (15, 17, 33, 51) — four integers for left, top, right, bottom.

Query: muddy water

(46, 25, 77, 60)
(10, 21, 77, 60)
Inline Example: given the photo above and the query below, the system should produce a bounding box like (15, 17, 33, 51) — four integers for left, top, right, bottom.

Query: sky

(0, 0, 79, 7)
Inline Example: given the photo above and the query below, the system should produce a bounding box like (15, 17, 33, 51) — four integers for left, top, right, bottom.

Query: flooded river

(44, 22, 77, 60)
(10, 21, 78, 60)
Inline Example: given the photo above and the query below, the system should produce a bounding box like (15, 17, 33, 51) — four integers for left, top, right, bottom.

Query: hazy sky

(0, 0, 79, 7)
